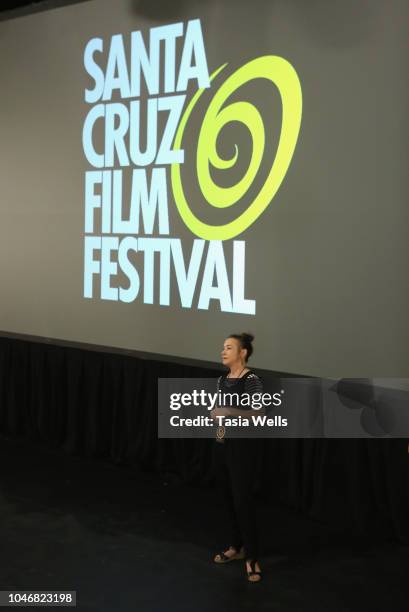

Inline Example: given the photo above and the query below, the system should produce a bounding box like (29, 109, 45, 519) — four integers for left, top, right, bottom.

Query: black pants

(212, 437, 262, 561)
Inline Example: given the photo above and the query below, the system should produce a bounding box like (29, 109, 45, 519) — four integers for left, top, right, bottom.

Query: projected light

(82, 18, 302, 315)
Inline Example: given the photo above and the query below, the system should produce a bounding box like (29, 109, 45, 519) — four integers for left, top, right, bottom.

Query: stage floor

(0, 433, 408, 612)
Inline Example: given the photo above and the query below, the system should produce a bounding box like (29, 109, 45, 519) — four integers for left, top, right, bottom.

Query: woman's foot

(246, 559, 262, 582)
(214, 546, 245, 563)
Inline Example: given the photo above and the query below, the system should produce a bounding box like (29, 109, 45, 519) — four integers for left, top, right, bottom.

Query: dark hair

(227, 332, 255, 362)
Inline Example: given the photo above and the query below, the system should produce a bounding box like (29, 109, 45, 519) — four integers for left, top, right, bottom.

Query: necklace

(227, 366, 246, 379)
(217, 366, 247, 444)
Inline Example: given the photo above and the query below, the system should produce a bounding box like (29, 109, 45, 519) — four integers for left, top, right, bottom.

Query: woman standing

(210, 333, 264, 583)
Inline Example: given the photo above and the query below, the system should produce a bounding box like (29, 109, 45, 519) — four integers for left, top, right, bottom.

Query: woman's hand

(210, 407, 231, 420)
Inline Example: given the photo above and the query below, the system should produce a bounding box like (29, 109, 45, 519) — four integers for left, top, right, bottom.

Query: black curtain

(0, 336, 407, 543)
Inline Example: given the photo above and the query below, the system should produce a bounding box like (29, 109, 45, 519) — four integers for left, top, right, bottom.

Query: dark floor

(0, 433, 408, 612)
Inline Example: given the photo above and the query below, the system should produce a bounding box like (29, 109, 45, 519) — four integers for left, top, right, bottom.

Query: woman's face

(221, 337, 246, 368)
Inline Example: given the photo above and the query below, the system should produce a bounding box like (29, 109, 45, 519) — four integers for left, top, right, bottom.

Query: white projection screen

(0, 0, 408, 377)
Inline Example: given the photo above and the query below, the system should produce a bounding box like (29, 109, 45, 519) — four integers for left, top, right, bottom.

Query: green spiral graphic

(171, 55, 303, 240)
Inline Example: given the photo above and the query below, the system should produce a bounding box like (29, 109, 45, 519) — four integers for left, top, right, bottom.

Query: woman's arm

(211, 406, 264, 418)
(211, 373, 265, 419)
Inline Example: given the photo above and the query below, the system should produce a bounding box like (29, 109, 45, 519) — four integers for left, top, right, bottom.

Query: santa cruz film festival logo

(82, 19, 303, 314)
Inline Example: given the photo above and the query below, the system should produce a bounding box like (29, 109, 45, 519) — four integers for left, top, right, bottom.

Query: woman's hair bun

(227, 332, 254, 362)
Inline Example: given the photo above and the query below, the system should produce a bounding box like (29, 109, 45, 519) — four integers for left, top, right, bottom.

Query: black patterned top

(214, 370, 263, 442)
(217, 371, 263, 402)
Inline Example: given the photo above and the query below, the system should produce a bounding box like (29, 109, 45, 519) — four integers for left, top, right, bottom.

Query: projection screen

(0, 0, 407, 377)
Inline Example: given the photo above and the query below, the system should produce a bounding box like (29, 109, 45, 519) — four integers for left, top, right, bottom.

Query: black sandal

(214, 547, 245, 564)
(246, 559, 262, 582)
